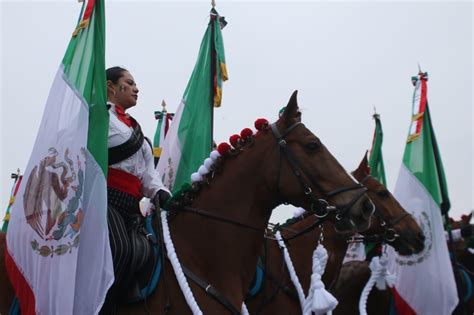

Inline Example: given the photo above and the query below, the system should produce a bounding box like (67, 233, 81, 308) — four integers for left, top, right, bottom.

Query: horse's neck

(280, 217, 348, 293)
(168, 141, 277, 294)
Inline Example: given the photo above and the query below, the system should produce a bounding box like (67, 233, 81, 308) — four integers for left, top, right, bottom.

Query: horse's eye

(377, 190, 389, 197)
(305, 142, 320, 151)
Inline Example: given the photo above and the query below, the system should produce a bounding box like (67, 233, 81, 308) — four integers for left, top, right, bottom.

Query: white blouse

(108, 103, 169, 198)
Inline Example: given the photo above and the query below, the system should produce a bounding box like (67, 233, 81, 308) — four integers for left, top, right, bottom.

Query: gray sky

(1, 1, 472, 224)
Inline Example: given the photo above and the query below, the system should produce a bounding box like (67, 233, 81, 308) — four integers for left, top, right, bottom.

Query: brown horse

(246, 153, 424, 314)
(0, 91, 375, 314)
(332, 213, 474, 315)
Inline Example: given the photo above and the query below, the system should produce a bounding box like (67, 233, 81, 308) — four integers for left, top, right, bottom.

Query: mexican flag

(369, 112, 387, 186)
(387, 72, 458, 314)
(153, 102, 174, 165)
(1, 174, 22, 232)
(157, 8, 228, 193)
(5, 0, 113, 314)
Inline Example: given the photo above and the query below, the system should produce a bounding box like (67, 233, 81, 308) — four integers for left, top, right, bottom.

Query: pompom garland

(217, 142, 232, 155)
(229, 134, 241, 147)
(255, 118, 269, 131)
(240, 128, 254, 140)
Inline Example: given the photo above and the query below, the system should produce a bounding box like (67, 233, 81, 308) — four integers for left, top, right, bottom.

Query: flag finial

(418, 62, 423, 74)
(161, 99, 167, 111)
(211, 0, 216, 7)
(373, 106, 379, 119)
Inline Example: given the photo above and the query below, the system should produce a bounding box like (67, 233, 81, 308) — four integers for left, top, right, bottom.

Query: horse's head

(262, 91, 374, 232)
(352, 153, 425, 255)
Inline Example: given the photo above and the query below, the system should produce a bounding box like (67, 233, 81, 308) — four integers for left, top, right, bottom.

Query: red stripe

(415, 77, 428, 134)
(107, 167, 142, 199)
(391, 287, 417, 315)
(82, 0, 95, 21)
(13, 176, 23, 196)
(5, 245, 36, 315)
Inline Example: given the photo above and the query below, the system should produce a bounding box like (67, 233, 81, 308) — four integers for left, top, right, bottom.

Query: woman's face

(109, 71, 139, 109)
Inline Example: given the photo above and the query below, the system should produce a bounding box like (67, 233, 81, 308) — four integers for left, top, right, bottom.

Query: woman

(102, 66, 170, 313)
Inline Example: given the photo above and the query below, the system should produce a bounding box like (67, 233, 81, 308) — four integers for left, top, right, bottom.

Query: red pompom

(229, 134, 241, 147)
(254, 118, 269, 131)
(240, 128, 254, 139)
(217, 142, 231, 155)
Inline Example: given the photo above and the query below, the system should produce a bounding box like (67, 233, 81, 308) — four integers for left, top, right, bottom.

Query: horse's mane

(166, 118, 270, 209)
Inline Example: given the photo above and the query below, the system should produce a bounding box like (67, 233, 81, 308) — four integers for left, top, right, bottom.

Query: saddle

(122, 212, 163, 304)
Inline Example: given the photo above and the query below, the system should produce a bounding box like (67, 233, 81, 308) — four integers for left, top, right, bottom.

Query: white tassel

(161, 211, 203, 315)
(303, 245, 338, 315)
(359, 253, 396, 315)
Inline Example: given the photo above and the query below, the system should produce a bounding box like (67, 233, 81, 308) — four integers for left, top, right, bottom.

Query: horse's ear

(356, 151, 370, 176)
(280, 90, 301, 124)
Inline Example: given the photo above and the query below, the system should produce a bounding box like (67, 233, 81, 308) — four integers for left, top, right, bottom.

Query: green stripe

(369, 115, 387, 186)
(154, 115, 164, 148)
(403, 105, 450, 212)
(62, 0, 108, 175)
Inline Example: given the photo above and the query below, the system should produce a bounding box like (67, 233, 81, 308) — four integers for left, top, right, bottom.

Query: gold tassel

(412, 112, 424, 121)
(3, 213, 10, 222)
(153, 147, 162, 157)
(406, 133, 420, 143)
(214, 87, 222, 107)
(72, 19, 90, 37)
(220, 62, 228, 81)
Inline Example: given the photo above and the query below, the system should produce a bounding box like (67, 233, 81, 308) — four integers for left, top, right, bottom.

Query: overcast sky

(0, 1, 472, 224)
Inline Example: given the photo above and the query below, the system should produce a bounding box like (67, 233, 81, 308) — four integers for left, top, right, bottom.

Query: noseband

(270, 122, 368, 220)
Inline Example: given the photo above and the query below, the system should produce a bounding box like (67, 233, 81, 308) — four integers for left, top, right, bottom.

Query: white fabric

(387, 164, 458, 315)
(7, 68, 114, 314)
(446, 229, 462, 242)
(343, 239, 366, 263)
(156, 100, 186, 191)
(108, 103, 169, 198)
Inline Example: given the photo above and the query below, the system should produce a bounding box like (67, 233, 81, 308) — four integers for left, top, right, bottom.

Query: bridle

(270, 121, 370, 221)
(355, 174, 411, 243)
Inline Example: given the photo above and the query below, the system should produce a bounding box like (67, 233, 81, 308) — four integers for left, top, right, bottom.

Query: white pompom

(191, 172, 202, 183)
(210, 150, 221, 160)
(204, 158, 213, 169)
(198, 165, 209, 175)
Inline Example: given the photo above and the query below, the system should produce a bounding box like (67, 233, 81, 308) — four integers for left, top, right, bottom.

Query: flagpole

(210, 3, 217, 151)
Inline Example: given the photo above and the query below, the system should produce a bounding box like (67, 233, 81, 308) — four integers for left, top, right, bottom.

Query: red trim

(415, 76, 428, 134)
(82, 0, 95, 21)
(107, 167, 142, 199)
(5, 246, 36, 315)
(391, 287, 417, 315)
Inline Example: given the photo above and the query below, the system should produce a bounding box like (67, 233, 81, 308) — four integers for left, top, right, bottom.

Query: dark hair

(106, 66, 128, 84)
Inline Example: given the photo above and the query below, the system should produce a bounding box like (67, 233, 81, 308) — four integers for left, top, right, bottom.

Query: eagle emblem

(23, 147, 86, 257)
